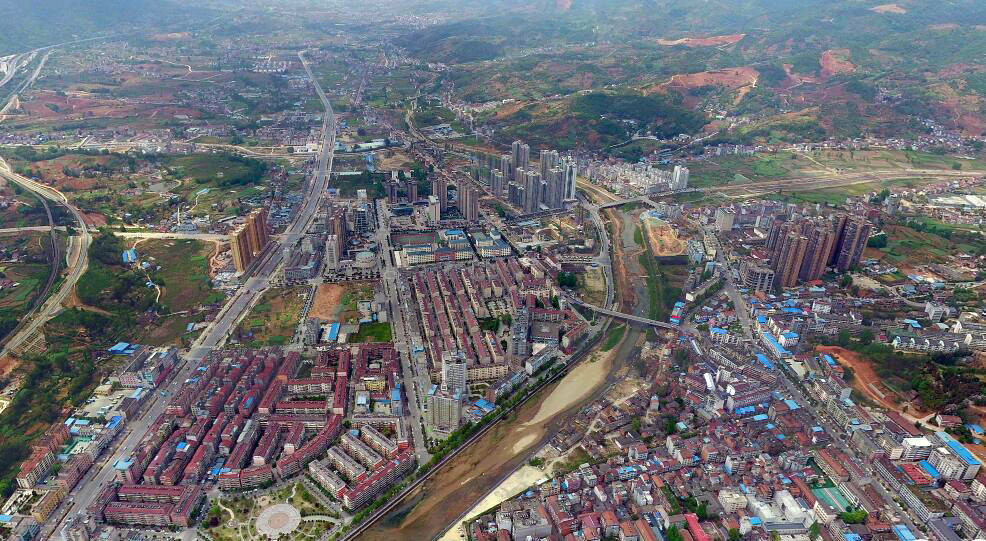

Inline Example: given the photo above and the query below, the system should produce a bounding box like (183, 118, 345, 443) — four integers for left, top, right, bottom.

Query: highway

(45, 49, 337, 538)
(0, 158, 92, 357)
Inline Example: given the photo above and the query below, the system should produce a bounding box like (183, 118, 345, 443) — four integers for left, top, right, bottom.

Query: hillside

(408, 0, 986, 143)
(0, 0, 210, 54)
(483, 91, 706, 150)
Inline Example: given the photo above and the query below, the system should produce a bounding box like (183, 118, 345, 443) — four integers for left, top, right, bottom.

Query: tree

(557, 272, 578, 288)
(809, 522, 821, 541)
(837, 329, 851, 348)
(839, 508, 867, 524)
(867, 234, 888, 249)
(729, 528, 742, 541)
(859, 328, 875, 346)
(840, 275, 853, 288)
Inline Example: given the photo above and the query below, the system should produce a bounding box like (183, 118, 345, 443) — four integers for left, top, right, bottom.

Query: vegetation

(601, 324, 626, 352)
(349, 322, 394, 343)
(557, 271, 578, 288)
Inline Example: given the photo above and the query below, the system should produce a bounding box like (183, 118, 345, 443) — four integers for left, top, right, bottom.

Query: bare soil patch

(308, 283, 346, 321)
(643, 218, 686, 257)
(820, 49, 855, 78)
(656, 34, 745, 47)
(870, 3, 907, 14)
(660, 67, 759, 92)
(816, 345, 929, 418)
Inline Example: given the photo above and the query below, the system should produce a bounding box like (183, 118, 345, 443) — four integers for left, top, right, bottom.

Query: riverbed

(357, 205, 651, 541)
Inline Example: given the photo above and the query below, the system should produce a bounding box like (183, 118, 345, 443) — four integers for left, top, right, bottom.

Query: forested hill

(0, 0, 210, 55)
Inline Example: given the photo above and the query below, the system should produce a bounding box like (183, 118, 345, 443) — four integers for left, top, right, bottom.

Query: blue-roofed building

(893, 524, 917, 541)
(752, 414, 769, 422)
(760, 332, 792, 359)
(919, 460, 941, 479)
(122, 248, 137, 264)
(755, 353, 775, 370)
(966, 424, 984, 435)
(108, 342, 137, 354)
(931, 431, 981, 479)
(784, 399, 800, 410)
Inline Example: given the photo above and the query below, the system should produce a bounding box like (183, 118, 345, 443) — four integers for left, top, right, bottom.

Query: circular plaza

(255, 503, 302, 538)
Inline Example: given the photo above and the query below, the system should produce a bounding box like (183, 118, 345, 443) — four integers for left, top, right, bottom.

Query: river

(357, 206, 649, 541)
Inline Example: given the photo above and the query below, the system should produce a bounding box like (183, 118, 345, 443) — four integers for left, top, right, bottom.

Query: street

(45, 48, 338, 539)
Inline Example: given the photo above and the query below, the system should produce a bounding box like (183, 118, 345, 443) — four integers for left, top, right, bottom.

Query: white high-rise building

(671, 165, 690, 191)
(427, 195, 441, 223)
(562, 158, 577, 201)
(325, 234, 339, 269)
(441, 352, 468, 395)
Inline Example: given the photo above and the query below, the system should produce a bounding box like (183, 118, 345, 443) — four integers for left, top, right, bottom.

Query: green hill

(0, 0, 210, 54)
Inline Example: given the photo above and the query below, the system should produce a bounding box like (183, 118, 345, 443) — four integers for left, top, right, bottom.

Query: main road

(0, 158, 92, 357)
(374, 200, 431, 464)
(45, 49, 337, 539)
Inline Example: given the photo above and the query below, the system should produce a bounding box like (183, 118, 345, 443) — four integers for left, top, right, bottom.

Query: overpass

(596, 188, 700, 209)
(568, 299, 678, 330)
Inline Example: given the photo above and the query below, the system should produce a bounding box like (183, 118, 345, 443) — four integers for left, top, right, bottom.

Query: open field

(236, 286, 308, 347)
(135, 239, 222, 346)
(641, 212, 686, 256)
(0, 150, 272, 225)
(689, 149, 986, 189)
(309, 282, 374, 322)
(656, 34, 745, 47)
(818, 345, 905, 412)
(865, 225, 953, 264)
(581, 266, 607, 306)
(349, 322, 394, 343)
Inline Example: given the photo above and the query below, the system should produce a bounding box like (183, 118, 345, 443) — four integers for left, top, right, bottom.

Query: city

(2, 2, 986, 541)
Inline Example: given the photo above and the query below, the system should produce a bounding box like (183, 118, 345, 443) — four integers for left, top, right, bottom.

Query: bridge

(595, 188, 700, 209)
(569, 299, 678, 330)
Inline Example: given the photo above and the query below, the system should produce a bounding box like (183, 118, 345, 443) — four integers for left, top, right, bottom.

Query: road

(578, 194, 615, 312)
(375, 200, 431, 464)
(112, 231, 229, 242)
(0, 158, 91, 357)
(0, 51, 50, 121)
(45, 49, 337, 538)
(0, 225, 66, 234)
(703, 229, 922, 533)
